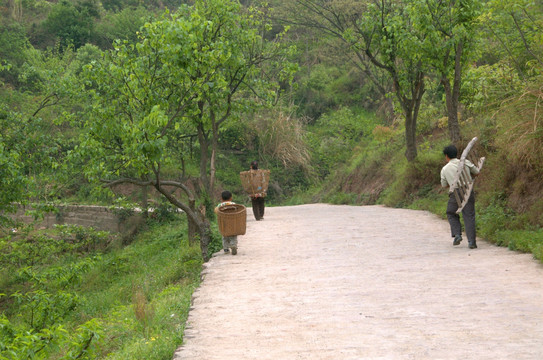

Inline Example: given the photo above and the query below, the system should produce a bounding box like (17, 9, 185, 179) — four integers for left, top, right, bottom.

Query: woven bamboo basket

(240, 169, 270, 197)
(217, 204, 247, 236)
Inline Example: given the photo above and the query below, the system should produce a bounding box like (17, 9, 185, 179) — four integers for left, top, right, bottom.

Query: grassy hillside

(0, 215, 213, 359)
(296, 103, 543, 264)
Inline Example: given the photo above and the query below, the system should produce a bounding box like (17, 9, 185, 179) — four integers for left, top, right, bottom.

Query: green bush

(408, 191, 448, 217)
(94, 7, 150, 48)
(381, 149, 445, 208)
(307, 107, 379, 179)
(324, 192, 358, 205)
(41, 0, 100, 50)
(207, 226, 223, 257)
(0, 23, 30, 87)
(477, 195, 513, 239)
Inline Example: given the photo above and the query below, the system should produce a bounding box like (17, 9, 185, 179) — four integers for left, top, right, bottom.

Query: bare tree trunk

(103, 177, 212, 261)
(442, 80, 461, 143)
(442, 40, 463, 143)
(197, 204, 211, 261)
(209, 111, 219, 194)
(154, 183, 211, 261)
(210, 148, 216, 193)
(141, 185, 149, 219)
(197, 123, 211, 194)
(187, 198, 197, 246)
(396, 71, 425, 162)
(404, 111, 417, 162)
(196, 100, 211, 195)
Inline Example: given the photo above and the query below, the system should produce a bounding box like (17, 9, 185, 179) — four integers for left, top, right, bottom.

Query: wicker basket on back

(216, 204, 247, 237)
(240, 169, 270, 197)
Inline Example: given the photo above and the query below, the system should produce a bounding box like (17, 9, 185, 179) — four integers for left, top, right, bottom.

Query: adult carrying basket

(217, 204, 247, 237)
(240, 169, 270, 197)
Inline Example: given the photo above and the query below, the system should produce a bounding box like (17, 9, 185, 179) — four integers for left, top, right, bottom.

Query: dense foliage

(0, 217, 202, 359)
(1, 0, 543, 358)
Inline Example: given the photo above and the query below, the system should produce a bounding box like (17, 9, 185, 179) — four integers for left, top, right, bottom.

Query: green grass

(492, 229, 543, 256)
(77, 220, 202, 359)
(0, 218, 203, 359)
(313, 131, 543, 264)
(406, 189, 543, 263)
(408, 191, 448, 219)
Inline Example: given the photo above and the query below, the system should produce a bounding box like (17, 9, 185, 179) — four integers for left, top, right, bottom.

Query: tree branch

(510, 12, 543, 67)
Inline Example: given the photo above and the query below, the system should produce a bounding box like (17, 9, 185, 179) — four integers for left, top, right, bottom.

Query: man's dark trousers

(447, 191, 476, 243)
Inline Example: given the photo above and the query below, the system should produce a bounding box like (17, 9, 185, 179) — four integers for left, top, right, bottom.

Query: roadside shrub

(148, 201, 181, 224)
(478, 195, 514, 239)
(207, 226, 223, 256)
(381, 149, 443, 208)
(324, 192, 359, 205)
(0, 315, 103, 360)
(308, 107, 379, 179)
(0, 226, 111, 269)
(11, 289, 80, 330)
(55, 224, 115, 253)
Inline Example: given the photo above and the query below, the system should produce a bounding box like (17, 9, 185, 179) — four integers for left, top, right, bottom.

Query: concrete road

(173, 204, 543, 359)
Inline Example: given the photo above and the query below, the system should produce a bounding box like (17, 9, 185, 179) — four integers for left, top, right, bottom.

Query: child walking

(214, 190, 238, 255)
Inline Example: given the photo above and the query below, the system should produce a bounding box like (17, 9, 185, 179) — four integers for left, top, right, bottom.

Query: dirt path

(173, 204, 543, 359)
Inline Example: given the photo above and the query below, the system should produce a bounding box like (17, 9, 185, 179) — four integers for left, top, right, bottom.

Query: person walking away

(249, 161, 265, 221)
(214, 190, 238, 255)
(440, 145, 480, 249)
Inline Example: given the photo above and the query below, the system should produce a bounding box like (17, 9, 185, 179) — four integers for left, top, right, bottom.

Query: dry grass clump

(133, 285, 155, 334)
(254, 111, 312, 173)
(496, 83, 543, 173)
(482, 80, 543, 226)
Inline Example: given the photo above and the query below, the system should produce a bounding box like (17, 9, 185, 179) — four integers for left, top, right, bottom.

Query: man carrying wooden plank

(440, 144, 480, 249)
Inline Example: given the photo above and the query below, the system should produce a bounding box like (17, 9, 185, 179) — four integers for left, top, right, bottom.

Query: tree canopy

(73, 0, 296, 259)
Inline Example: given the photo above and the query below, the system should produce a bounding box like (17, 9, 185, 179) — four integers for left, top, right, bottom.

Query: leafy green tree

(277, 1, 394, 121)
(0, 22, 30, 87)
(481, 0, 543, 77)
(11, 45, 95, 204)
(42, 0, 100, 50)
(0, 105, 77, 223)
(350, 0, 429, 161)
(408, 0, 481, 143)
(94, 6, 153, 49)
(185, 0, 297, 194)
(0, 42, 91, 223)
(0, 108, 28, 225)
(74, 1, 295, 258)
(285, 0, 426, 161)
(74, 8, 215, 259)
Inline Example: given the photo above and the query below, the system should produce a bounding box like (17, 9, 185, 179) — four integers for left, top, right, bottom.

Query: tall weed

(495, 82, 543, 172)
(254, 110, 311, 172)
